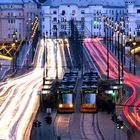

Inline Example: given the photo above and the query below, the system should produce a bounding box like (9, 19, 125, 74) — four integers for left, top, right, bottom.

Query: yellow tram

(80, 86, 97, 113)
(57, 87, 75, 113)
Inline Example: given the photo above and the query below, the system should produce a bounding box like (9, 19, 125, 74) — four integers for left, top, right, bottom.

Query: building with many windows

(0, 0, 38, 43)
(41, 0, 126, 38)
(41, 0, 140, 39)
(126, 0, 140, 36)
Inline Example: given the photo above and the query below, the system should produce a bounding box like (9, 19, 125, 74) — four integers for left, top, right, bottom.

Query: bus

(57, 87, 75, 113)
(80, 86, 97, 113)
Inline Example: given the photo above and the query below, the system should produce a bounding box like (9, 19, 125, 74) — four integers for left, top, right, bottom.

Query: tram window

(83, 94, 96, 104)
(60, 94, 73, 104)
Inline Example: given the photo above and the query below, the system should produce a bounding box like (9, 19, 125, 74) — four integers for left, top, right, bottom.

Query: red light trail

(84, 38, 140, 131)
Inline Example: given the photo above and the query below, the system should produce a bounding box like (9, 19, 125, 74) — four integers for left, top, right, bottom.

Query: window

(120, 10, 121, 14)
(53, 17, 57, 22)
(81, 17, 85, 21)
(8, 34, 10, 39)
(81, 10, 85, 14)
(53, 25, 57, 29)
(19, 33, 21, 38)
(72, 10, 75, 15)
(11, 12, 13, 16)
(61, 25, 64, 29)
(62, 10, 65, 15)
(112, 10, 114, 15)
(137, 9, 140, 13)
(53, 10, 57, 14)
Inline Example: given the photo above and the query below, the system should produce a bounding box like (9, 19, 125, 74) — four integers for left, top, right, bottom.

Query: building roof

(0, 0, 23, 4)
(135, 0, 140, 6)
(0, 0, 35, 4)
(43, 0, 125, 8)
(104, 0, 125, 7)
(125, 0, 135, 2)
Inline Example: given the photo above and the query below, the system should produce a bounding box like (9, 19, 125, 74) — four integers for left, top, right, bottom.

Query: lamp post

(106, 18, 110, 79)
(129, 34, 132, 72)
(110, 18, 114, 52)
(43, 35, 47, 84)
(123, 34, 126, 65)
(50, 17, 51, 38)
(104, 16, 109, 79)
(91, 19, 93, 37)
(133, 31, 136, 75)
(120, 32, 124, 80)
(114, 24, 117, 56)
(12, 30, 18, 71)
(107, 25, 110, 79)
(54, 26, 58, 79)
(120, 17, 125, 80)
(117, 29, 121, 84)
(98, 15, 101, 37)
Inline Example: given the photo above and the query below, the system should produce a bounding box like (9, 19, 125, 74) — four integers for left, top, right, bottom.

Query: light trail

(84, 37, 140, 131)
(0, 38, 63, 140)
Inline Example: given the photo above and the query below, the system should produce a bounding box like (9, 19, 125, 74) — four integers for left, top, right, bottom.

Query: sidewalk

(98, 112, 128, 140)
(30, 109, 57, 140)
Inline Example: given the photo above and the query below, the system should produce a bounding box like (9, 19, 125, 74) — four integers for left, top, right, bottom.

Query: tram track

(81, 113, 105, 140)
(53, 38, 105, 140)
(54, 114, 72, 140)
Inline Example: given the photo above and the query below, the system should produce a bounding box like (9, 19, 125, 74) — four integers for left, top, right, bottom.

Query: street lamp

(107, 25, 110, 79)
(54, 26, 58, 79)
(43, 35, 47, 85)
(132, 31, 136, 75)
(114, 23, 118, 55)
(12, 30, 18, 71)
(119, 17, 125, 80)
(117, 29, 121, 84)
(129, 34, 132, 72)
(104, 16, 110, 79)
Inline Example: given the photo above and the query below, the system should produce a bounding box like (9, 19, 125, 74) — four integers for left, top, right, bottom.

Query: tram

(56, 70, 79, 113)
(80, 86, 97, 113)
(84, 71, 98, 77)
(57, 87, 75, 113)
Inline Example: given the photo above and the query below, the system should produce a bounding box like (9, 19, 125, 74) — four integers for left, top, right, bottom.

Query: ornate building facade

(41, 0, 140, 39)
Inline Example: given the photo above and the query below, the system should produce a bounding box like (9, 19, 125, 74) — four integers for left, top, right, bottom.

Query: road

(31, 38, 105, 140)
(0, 39, 45, 140)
